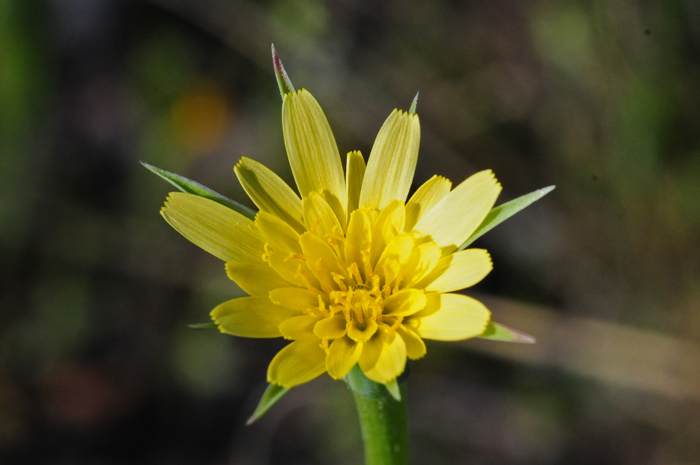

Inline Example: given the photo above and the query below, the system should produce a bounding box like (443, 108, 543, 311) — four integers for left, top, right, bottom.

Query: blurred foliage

(0, 0, 699, 464)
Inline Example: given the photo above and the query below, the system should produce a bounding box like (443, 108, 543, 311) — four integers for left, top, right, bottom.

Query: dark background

(1, 0, 700, 464)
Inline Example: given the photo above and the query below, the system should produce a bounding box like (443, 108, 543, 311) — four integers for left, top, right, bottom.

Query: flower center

(328, 286, 385, 342)
(330, 285, 382, 324)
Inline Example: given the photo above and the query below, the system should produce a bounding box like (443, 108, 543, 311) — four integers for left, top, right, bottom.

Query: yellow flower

(160, 66, 503, 390)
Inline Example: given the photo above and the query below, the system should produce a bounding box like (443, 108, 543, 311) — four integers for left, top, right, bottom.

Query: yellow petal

(360, 110, 420, 210)
(345, 209, 372, 282)
(299, 232, 348, 292)
(404, 175, 452, 231)
(383, 289, 427, 316)
(211, 296, 299, 338)
(303, 191, 343, 240)
(162, 193, 264, 263)
(374, 234, 414, 285)
(321, 190, 347, 233)
(225, 262, 290, 296)
(235, 157, 305, 233)
(363, 332, 407, 384)
(400, 239, 442, 288)
(346, 151, 366, 220)
(413, 293, 490, 341)
(282, 90, 346, 208)
(256, 211, 302, 254)
(267, 250, 320, 288)
(376, 322, 398, 344)
(326, 336, 363, 379)
(347, 319, 378, 342)
(314, 313, 348, 339)
(410, 292, 441, 319)
(269, 287, 322, 312)
(396, 325, 426, 360)
(370, 201, 405, 267)
(421, 249, 493, 293)
(278, 315, 321, 340)
(358, 332, 384, 372)
(413, 170, 501, 251)
(267, 340, 327, 388)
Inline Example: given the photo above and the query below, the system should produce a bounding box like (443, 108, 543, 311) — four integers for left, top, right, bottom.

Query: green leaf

(141, 161, 257, 220)
(480, 321, 536, 343)
(187, 322, 219, 330)
(459, 185, 555, 250)
(246, 383, 290, 425)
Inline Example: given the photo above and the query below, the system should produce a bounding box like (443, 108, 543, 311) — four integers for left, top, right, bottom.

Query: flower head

(160, 51, 506, 389)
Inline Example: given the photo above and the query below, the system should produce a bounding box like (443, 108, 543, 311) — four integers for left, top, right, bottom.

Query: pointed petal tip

(409, 91, 419, 114)
(271, 44, 295, 98)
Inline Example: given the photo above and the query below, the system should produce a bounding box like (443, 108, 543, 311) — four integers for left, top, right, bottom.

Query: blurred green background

(1, 0, 700, 464)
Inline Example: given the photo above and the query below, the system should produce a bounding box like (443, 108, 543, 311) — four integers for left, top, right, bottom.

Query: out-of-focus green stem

(346, 366, 409, 465)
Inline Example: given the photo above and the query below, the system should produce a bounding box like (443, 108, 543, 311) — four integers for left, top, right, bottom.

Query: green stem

(346, 366, 409, 465)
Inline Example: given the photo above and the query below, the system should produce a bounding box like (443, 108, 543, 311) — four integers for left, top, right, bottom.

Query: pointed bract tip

(531, 185, 556, 202)
(499, 325, 536, 343)
(385, 380, 402, 401)
(409, 91, 419, 114)
(271, 44, 295, 98)
(480, 321, 536, 344)
(511, 331, 536, 344)
(187, 322, 219, 330)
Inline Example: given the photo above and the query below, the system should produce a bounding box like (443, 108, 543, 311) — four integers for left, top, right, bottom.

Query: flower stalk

(346, 366, 409, 465)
